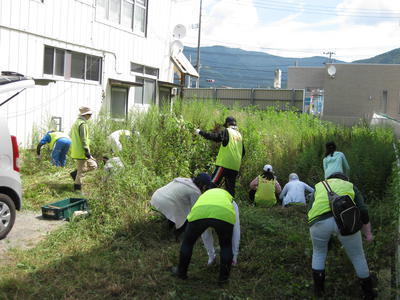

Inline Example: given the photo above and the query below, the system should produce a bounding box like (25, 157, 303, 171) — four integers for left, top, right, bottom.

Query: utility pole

(195, 0, 202, 88)
(323, 51, 335, 63)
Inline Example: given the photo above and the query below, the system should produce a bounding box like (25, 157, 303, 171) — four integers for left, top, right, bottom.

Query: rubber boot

(74, 184, 82, 191)
(170, 266, 187, 280)
(312, 269, 325, 298)
(70, 170, 77, 181)
(359, 276, 377, 300)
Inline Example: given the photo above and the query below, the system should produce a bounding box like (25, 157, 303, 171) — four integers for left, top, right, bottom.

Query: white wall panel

(1, 0, 177, 146)
(0, 0, 12, 28)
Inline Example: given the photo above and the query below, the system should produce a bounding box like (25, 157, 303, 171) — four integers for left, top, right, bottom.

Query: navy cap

(224, 116, 236, 127)
(194, 172, 211, 186)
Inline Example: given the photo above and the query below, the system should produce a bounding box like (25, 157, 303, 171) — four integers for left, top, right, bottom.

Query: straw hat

(79, 106, 93, 116)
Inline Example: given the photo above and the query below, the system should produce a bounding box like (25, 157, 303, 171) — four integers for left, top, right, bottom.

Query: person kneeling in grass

(279, 173, 314, 207)
(171, 188, 236, 284)
(249, 164, 281, 207)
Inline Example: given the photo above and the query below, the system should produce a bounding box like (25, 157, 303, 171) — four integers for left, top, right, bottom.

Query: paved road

(0, 211, 64, 261)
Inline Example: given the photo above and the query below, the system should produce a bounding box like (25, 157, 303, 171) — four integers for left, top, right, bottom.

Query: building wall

(0, 0, 176, 146)
(287, 67, 325, 90)
(288, 64, 400, 126)
(323, 64, 400, 125)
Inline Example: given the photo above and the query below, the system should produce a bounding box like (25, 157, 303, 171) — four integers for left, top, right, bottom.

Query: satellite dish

(327, 65, 336, 77)
(173, 24, 186, 39)
(170, 40, 184, 55)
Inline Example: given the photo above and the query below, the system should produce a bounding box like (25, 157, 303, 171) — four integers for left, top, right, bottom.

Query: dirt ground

(0, 211, 64, 262)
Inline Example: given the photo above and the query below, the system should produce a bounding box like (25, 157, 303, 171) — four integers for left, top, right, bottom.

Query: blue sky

(173, 0, 400, 62)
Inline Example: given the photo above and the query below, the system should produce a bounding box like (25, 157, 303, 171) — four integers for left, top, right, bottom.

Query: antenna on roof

(173, 24, 187, 39)
(327, 65, 336, 78)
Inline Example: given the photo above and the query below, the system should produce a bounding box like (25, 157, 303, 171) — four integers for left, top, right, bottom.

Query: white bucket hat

(263, 164, 273, 172)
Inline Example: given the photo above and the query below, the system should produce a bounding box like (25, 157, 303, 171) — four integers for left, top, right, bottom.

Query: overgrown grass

(0, 100, 398, 299)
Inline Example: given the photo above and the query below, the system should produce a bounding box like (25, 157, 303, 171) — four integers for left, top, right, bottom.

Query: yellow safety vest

(48, 132, 69, 150)
(187, 188, 236, 224)
(215, 127, 243, 171)
(255, 176, 277, 207)
(308, 179, 354, 224)
(70, 118, 90, 159)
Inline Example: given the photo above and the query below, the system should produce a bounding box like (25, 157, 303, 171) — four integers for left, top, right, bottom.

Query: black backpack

(321, 181, 363, 236)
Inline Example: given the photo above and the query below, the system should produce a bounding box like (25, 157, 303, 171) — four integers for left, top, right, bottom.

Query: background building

(288, 64, 400, 126)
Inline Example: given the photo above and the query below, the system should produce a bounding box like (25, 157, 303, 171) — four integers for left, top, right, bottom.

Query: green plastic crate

(41, 198, 88, 220)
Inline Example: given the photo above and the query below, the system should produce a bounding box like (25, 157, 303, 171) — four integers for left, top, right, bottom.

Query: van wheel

(0, 194, 16, 240)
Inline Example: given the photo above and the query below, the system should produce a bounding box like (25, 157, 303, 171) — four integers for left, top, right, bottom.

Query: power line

(223, 0, 400, 18)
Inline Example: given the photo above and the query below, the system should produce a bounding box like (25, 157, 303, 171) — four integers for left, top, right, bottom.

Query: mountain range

(183, 46, 398, 88)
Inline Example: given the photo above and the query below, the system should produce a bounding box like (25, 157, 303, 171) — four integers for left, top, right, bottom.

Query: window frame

(130, 62, 158, 79)
(43, 45, 102, 84)
(95, 0, 148, 36)
(110, 86, 129, 119)
(134, 76, 155, 105)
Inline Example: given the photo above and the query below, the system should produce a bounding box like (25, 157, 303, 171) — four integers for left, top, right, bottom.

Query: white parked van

(0, 72, 36, 239)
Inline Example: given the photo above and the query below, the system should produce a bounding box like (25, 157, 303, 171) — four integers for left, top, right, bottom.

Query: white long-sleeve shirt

(279, 179, 314, 206)
(108, 130, 131, 153)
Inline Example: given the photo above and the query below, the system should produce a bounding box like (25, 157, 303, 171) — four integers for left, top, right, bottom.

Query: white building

(0, 0, 197, 146)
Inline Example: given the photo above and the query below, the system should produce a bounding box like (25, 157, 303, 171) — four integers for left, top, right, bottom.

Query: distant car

(0, 71, 36, 239)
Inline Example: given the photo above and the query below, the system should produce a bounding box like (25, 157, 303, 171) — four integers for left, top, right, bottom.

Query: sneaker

(170, 266, 187, 280)
(207, 254, 216, 266)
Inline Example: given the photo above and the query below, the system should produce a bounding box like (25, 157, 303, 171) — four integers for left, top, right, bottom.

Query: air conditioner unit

(171, 87, 178, 96)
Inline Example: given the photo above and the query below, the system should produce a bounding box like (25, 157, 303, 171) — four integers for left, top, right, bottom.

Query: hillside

(183, 46, 345, 88)
(353, 48, 400, 64)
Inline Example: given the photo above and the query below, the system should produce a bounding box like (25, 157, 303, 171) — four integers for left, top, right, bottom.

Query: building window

(111, 87, 128, 118)
(51, 116, 62, 131)
(382, 90, 388, 114)
(131, 62, 158, 78)
(134, 77, 155, 105)
(43, 46, 102, 82)
(96, 0, 148, 35)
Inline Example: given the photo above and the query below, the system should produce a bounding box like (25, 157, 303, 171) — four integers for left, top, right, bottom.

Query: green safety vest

(48, 132, 69, 150)
(215, 128, 243, 171)
(255, 176, 277, 207)
(187, 188, 236, 224)
(308, 178, 355, 224)
(70, 118, 90, 159)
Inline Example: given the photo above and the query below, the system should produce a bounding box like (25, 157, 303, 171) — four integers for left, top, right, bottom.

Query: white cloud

(173, 0, 400, 62)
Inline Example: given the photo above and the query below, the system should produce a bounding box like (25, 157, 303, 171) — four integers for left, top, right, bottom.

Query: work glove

(84, 148, 91, 159)
(194, 129, 201, 135)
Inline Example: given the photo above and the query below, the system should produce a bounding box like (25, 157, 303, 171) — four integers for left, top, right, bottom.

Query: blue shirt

(39, 132, 52, 145)
(279, 179, 314, 206)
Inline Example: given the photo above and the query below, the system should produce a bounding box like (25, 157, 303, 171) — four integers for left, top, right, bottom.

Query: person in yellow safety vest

(171, 188, 236, 284)
(249, 164, 282, 207)
(36, 131, 71, 167)
(308, 172, 376, 299)
(69, 107, 98, 191)
(194, 116, 245, 197)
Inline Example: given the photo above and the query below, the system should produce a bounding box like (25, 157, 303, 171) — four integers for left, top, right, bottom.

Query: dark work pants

(211, 166, 238, 197)
(178, 218, 234, 281)
(249, 189, 256, 203)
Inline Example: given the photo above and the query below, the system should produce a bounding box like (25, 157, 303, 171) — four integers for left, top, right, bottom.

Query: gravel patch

(0, 210, 65, 262)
